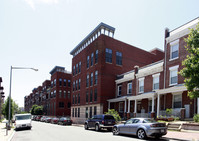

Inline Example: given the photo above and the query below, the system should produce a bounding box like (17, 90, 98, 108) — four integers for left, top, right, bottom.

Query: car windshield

(143, 119, 156, 123)
(16, 115, 31, 120)
(104, 115, 114, 120)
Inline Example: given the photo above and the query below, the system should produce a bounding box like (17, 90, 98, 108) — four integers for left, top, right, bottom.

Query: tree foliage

(179, 23, 199, 99)
(30, 105, 43, 115)
(105, 109, 121, 122)
(2, 96, 14, 120)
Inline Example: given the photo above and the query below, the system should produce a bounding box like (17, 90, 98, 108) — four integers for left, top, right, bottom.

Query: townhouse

(24, 66, 72, 117)
(108, 17, 199, 120)
(0, 77, 5, 120)
(70, 22, 164, 123)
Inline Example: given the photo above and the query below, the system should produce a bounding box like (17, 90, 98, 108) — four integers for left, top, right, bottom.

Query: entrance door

(184, 104, 190, 118)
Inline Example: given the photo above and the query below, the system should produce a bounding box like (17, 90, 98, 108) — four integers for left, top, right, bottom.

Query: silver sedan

(112, 118, 167, 139)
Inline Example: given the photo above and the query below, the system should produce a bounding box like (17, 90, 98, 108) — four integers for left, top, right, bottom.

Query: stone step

(168, 123, 182, 131)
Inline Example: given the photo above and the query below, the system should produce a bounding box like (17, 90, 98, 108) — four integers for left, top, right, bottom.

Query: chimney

(134, 65, 139, 74)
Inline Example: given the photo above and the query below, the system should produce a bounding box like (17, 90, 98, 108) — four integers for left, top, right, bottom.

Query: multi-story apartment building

(0, 77, 5, 120)
(108, 17, 199, 119)
(25, 66, 72, 117)
(48, 66, 71, 116)
(70, 22, 164, 123)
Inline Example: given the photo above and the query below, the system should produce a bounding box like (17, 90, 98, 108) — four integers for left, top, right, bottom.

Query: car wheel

(112, 127, 119, 135)
(137, 129, 146, 139)
(84, 123, 89, 130)
(95, 124, 100, 131)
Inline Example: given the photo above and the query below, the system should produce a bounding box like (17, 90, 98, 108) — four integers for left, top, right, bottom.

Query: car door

(128, 119, 140, 135)
(119, 119, 133, 134)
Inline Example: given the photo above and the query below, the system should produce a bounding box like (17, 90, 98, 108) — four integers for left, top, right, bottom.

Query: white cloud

(24, 0, 59, 10)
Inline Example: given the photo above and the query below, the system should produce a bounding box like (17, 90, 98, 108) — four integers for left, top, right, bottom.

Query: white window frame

(172, 93, 182, 109)
(118, 85, 122, 96)
(119, 102, 124, 112)
(127, 82, 132, 94)
(138, 77, 145, 93)
(169, 39, 179, 61)
(152, 73, 160, 90)
(169, 65, 179, 86)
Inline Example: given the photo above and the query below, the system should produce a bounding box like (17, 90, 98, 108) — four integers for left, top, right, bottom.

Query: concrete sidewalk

(0, 120, 15, 141)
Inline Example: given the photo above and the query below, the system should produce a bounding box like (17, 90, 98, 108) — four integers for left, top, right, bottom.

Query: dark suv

(84, 114, 115, 131)
(58, 117, 72, 125)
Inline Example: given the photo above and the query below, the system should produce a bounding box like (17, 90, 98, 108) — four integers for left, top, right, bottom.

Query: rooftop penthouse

(70, 22, 115, 57)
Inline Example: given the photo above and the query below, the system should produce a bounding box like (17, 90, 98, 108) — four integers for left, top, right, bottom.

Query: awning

(127, 92, 156, 101)
(107, 96, 128, 102)
(156, 84, 187, 95)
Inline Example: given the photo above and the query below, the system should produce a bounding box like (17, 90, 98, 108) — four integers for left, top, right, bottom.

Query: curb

(8, 130, 15, 141)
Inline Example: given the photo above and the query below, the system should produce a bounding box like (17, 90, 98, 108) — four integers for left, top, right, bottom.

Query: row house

(0, 77, 5, 120)
(24, 66, 72, 117)
(108, 17, 199, 119)
(70, 22, 164, 123)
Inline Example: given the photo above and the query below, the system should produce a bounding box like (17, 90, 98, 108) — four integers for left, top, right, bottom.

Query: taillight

(64, 120, 67, 122)
(150, 124, 165, 127)
(102, 120, 104, 124)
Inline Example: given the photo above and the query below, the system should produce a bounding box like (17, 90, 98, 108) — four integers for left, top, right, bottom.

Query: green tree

(30, 105, 38, 115)
(34, 105, 43, 115)
(2, 96, 14, 120)
(179, 23, 199, 99)
(105, 109, 121, 122)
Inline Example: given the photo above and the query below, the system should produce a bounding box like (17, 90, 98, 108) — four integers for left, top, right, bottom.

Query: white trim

(169, 65, 179, 71)
(117, 85, 122, 96)
(153, 74, 160, 90)
(169, 57, 179, 62)
(119, 102, 124, 112)
(172, 93, 182, 109)
(127, 82, 132, 94)
(169, 66, 179, 85)
(138, 78, 144, 93)
(170, 39, 179, 46)
(170, 40, 179, 60)
(152, 73, 160, 78)
(156, 85, 187, 95)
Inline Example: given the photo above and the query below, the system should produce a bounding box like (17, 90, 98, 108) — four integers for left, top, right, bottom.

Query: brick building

(24, 66, 72, 117)
(70, 22, 164, 123)
(108, 17, 199, 119)
(0, 77, 5, 120)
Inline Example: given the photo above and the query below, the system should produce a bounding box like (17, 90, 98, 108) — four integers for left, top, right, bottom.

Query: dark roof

(49, 66, 65, 75)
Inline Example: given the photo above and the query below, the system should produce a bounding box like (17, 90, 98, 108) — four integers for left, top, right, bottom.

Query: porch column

(134, 100, 137, 117)
(127, 99, 130, 113)
(198, 98, 199, 114)
(124, 99, 127, 113)
(157, 94, 160, 117)
(108, 101, 110, 109)
(152, 96, 155, 113)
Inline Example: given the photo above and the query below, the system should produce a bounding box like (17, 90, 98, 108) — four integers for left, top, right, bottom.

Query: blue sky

(0, 0, 198, 107)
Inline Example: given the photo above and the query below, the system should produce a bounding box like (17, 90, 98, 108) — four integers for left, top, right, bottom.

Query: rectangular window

(59, 78, 62, 86)
(105, 48, 112, 63)
(51, 81, 53, 88)
(76, 80, 78, 90)
(173, 94, 182, 108)
(153, 74, 160, 90)
(59, 90, 62, 98)
(75, 95, 77, 104)
(116, 51, 122, 65)
(73, 66, 75, 75)
(119, 102, 124, 112)
(72, 95, 74, 104)
(127, 82, 132, 94)
(87, 56, 89, 68)
(86, 74, 89, 87)
(72, 108, 74, 117)
(94, 88, 97, 102)
(95, 50, 98, 64)
(95, 71, 98, 85)
(94, 106, 97, 115)
(85, 107, 88, 118)
(78, 108, 80, 117)
(89, 107, 92, 118)
(54, 79, 56, 87)
(78, 79, 81, 90)
(64, 91, 66, 98)
(73, 82, 75, 91)
(68, 91, 70, 99)
(78, 93, 80, 104)
(86, 91, 88, 103)
(90, 90, 93, 102)
(76, 64, 78, 74)
(139, 78, 144, 93)
(170, 40, 179, 60)
(90, 73, 93, 86)
(63, 79, 66, 86)
(79, 62, 81, 73)
(54, 90, 56, 97)
(75, 108, 77, 117)
(59, 102, 64, 108)
(67, 102, 71, 108)
(118, 85, 122, 96)
(91, 53, 94, 66)
(68, 80, 71, 87)
(169, 66, 179, 85)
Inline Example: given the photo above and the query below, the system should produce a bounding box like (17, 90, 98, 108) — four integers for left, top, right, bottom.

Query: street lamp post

(8, 66, 38, 129)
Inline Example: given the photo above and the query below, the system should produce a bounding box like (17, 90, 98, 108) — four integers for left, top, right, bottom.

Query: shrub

(193, 114, 199, 122)
(166, 108, 173, 117)
(105, 109, 121, 122)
